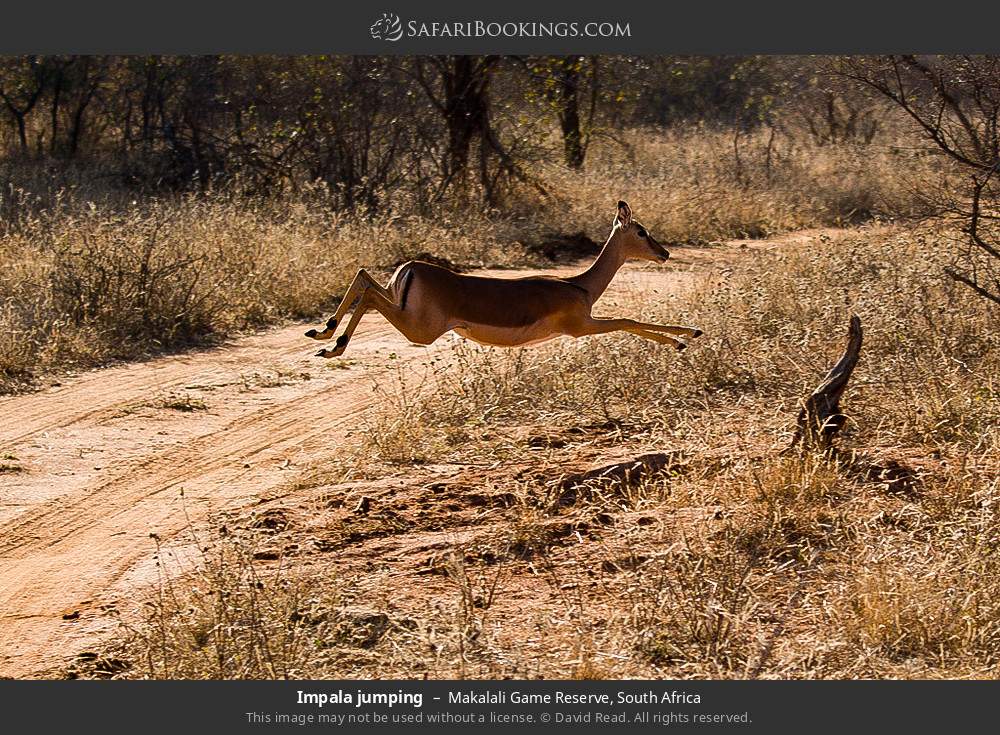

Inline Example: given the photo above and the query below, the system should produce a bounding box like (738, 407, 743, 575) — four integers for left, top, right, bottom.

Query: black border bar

(4, 680, 999, 734)
(3, 0, 1000, 54)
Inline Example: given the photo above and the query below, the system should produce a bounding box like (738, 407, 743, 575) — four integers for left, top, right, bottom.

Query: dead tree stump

(789, 315, 863, 452)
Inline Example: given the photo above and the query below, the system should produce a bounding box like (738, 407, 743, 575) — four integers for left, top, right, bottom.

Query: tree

(529, 56, 600, 169)
(412, 56, 545, 203)
(843, 55, 1000, 306)
(44, 56, 108, 156)
(0, 56, 48, 153)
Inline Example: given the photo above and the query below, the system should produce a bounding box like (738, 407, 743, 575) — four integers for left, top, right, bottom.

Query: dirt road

(0, 231, 831, 678)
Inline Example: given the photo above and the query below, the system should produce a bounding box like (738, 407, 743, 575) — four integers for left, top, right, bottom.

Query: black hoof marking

(305, 329, 318, 338)
(326, 316, 338, 330)
(336, 334, 350, 349)
(692, 329, 704, 338)
(676, 342, 688, 352)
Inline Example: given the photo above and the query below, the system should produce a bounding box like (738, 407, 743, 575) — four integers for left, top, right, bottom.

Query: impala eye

(637, 227, 647, 238)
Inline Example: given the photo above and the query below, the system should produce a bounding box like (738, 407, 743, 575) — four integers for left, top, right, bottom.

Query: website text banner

(4, 0, 1000, 54)
(3, 680, 999, 734)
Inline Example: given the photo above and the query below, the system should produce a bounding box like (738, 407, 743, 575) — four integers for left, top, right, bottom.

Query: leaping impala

(306, 200, 702, 357)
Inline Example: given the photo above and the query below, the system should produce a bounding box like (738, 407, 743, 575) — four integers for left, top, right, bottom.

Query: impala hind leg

(305, 269, 391, 340)
(570, 317, 689, 351)
(315, 288, 444, 358)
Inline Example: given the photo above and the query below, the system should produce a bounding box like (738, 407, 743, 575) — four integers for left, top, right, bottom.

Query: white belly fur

(452, 325, 562, 347)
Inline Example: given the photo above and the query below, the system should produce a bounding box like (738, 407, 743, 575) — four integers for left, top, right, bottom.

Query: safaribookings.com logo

(370, 13, 404, 41)
(370, 13, 631, 42)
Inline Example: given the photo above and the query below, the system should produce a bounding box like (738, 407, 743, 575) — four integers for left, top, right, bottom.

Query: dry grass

(92, 527, 434, 680)
(148, 228, 1000, 678)
(0, 193, 526, 393)
(533, 125, 938, 245)
(31, 115, 995, 680)
(361, 225, 998, 459)
(90, 219, 1000, 681)
(1, 125, 938, 394)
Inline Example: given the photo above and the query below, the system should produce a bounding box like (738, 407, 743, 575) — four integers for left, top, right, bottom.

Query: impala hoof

(305, 328, 319, 338)
(691, 329, 703, 338)
(315, 349, 328, 358)
(676, 342, 687, 352)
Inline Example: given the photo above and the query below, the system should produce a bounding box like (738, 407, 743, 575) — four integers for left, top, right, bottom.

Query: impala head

(610, 200, 670, 263)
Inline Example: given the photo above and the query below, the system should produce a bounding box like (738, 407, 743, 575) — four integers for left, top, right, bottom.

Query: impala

(306, 201, 702, 357)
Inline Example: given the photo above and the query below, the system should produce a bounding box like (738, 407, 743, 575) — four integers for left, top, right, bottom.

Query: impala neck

(571, 232, 625, 303)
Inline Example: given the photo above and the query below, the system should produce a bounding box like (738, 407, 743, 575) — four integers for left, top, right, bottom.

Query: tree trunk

(50, 67, 64, 154)
(441, 56, 492, 185)
(788, 315, 863, 452)
(555, 59, 585, 169)
(14, 112, 27, 153)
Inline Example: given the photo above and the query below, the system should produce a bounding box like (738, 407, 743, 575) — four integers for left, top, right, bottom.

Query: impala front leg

(626, 319, 703, 339)
(306, 269, 391, 341)
(571, 317, 689, 351)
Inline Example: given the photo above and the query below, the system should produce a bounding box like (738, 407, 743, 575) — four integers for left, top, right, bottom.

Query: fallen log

(788, 315, 863, 452)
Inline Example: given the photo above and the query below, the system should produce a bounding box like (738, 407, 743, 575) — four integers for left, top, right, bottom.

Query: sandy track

(0, 232, 831, 678)
(0, 318, 414, 677)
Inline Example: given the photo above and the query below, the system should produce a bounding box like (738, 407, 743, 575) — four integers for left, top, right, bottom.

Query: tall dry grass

(339, 222, 1000, 678)
(363, 225, 998, 462)
(24, 116, 990, 678)
(0, 191, 526, 392)
(534, 125, 940, 244)
(1, 124, 939, 393)
(96, 527, 433, 680)
(91, 222, 1000, 680)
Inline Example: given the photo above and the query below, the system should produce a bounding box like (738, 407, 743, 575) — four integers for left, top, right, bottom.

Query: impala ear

(615, 200, 632, 228)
